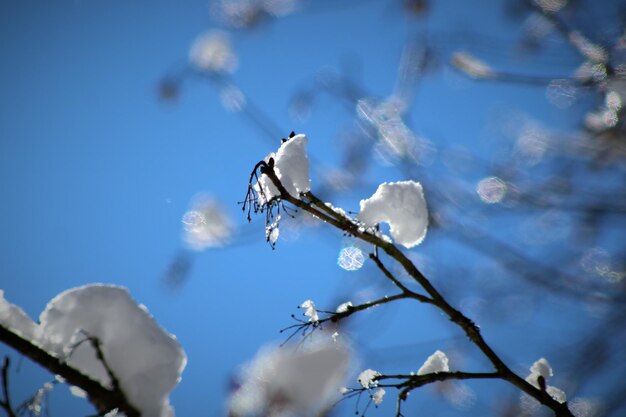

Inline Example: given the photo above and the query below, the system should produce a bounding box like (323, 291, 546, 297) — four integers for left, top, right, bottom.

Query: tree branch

(258, 162, 574, 417)
(0, 324, 140, 417)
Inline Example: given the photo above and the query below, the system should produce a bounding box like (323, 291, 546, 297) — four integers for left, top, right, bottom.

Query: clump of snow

(417, 350, 449, 375)
(228, 341, 350, 417)
(335, 301, 353, 314)
(189, 30, 238, 73)
(255, 134, 311, 203)
(547, 386, 567, 404)
(529, 357, 553, 380)
(182, 194, 234, 251)
(37, 285, 187, 417)
(526, 358, 566, 404)
(358, 181, 429, 248)
(265, 214, 281, 245)
(357, 369, 381, 388)
(324, 202, 349, 219)
(69, 385, 87, 398)
(0, 290, 39, 341)
(299, 300, 319, 323)
(0, 284, 186, 417)
(372, 388, 386, 405)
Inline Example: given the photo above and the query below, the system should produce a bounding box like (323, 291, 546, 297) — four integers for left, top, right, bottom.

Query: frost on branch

(1, 285, 186, 417)
(525, 358, 567, 404)
(417, 350, 450, 375)
(228, 340, 350, 417)
(358, 181, 429, 248)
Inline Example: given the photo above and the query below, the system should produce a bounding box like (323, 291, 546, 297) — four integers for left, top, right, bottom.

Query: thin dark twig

(0, 357, 17, 417)
(86, 336, 122, 394)
(368, 253, 432, 303)
(279, 293, 412, 345)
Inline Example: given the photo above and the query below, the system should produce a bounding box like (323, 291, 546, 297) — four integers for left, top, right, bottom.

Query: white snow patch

(358, 181, 429, 248)
(69, 385, 87, 398)
(417, 350, 449, 375)
(324, 202, 349, 219)
(37, 284, 186, 417)
(372, 388, 386, 406)
(104, 409, 125, 417)
(255, 134, 310, 203)
(547, 386, 567, 404)
(335, 301, 353, 314)
(526, 357, 566, 404)
(299, 300, 319, 323)
(228, 341, 349, 417)
(529, 357, 553, 380)
(189, 30, 237, 73)
(0, 290, 39, 341)
(357, 369, 381, 388)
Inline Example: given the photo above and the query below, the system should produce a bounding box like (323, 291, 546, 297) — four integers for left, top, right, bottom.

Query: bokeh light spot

(337, 246, 365, 271)
(476, 177, 507, 203)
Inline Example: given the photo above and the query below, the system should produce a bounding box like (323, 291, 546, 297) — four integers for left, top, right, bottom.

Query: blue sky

(1, 1, 622, 416)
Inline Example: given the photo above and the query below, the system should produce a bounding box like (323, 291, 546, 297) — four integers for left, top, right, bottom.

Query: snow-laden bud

(526, 358, 566, 403)
(254, 134, 310, 204)
(335, 301, 353, 313)
(299, 300, 319, 323)
(357, 369, 381, 388)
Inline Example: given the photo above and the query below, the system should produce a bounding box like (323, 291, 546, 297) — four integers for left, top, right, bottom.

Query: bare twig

(368, 253, 432, 303)
(0, 357, 17, 417)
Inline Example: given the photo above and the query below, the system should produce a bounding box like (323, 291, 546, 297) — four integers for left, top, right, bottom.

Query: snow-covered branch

(245, 134, 575, 417)
(0, 323, 140, 417)
(0, 285, 186, 417)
